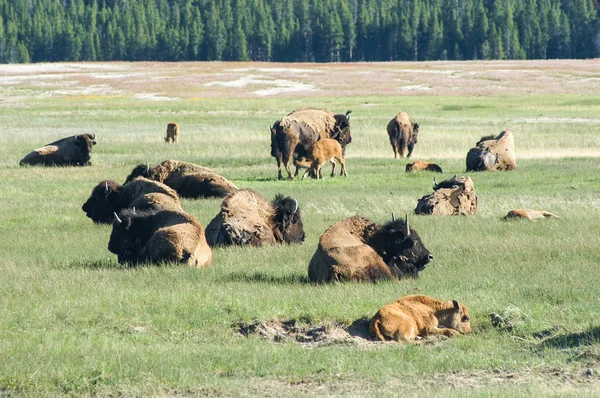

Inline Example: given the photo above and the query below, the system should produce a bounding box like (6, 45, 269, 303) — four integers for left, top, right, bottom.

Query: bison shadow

(539, 326, 600, 349)
(68, 258, 129, 270)
(224, 271, 310, 285)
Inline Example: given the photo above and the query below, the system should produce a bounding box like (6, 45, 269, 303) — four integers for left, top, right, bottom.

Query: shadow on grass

(68, 258, 129, 270)
(540, 326, 600, 349)
(224, 271, 310, 285)
(346, 317, 371, 340)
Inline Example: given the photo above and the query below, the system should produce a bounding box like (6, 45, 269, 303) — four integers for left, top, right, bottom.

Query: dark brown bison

(109, 208, 212, 267)
(415, 176, 477, 216)
(308, 214, 433, 283)
(271, 108, 352, 180)
(405, 160, 443, 173)
(82, 177, 182, 224)
(466, 130, 516, 171)
(387, 112, 420, 159)
(125, 160, 237, 199)
(165, 122, 179, 143)
(20, 134, 97, 166)
(205, 189, 305, 247)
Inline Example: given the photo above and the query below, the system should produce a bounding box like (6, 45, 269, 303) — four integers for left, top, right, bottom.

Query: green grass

(1, 63, 600, 396)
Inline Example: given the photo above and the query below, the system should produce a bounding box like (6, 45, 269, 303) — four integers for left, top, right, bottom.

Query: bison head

(411, 123, 420, 144)
(73, 134, 96, 165)
(125, 163, 152, 183)
(81, 180, 124, 224)
(332, 110, 352, 152)
(108, 209, 139, 264)
(271, 194, 305, 244)
(446, 300, 472, 335)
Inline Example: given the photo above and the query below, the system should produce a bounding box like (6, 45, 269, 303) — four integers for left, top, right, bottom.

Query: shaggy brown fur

(405, 160, 443, 173)
(165, 122, 179, 143)
(369, 295, 472, 342)
(282, 108, 336, 137)
(294, 139, 348, 180)
(415, 176, 477, 216)
(504, 209, 560, 221)
(387, 112, 419, 159)
(466, 130, 516, 171)
(20, 134, 97, 166)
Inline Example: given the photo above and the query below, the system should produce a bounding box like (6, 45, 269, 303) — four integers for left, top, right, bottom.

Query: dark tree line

(0, 0, 598, 63)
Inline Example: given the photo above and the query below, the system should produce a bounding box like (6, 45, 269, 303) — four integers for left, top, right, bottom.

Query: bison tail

(369, 317, 387, 341)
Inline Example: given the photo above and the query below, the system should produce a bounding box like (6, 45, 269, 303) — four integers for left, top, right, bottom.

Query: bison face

(81, 180, 123, 224)
(107, 210, 142, 264)
(447, 300, 472, 335)
(411, 123, 420, 144)
(125, 163, 151, 183)
(272, 195, 306, 244)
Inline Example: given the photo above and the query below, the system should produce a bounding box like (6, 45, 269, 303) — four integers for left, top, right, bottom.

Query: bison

(387, 112, 420, 159)
(369, 295, 472, 342)
(271, 108, 352, 180)
(125, 160, 237, 199)
(205, 189, 305, 247)
(20, 134, 97, 167)
(405, 160, 443, 173)
(415, 175, 477, 216)
(293, 138, 348, 180)
(82, 177, 182, 224)
(308, 213, 433, 283)
(466, 130, 516, 171)
(165, 122, 179, 143)
(109, 208, 212, 267)
(504, 209, 560, 221)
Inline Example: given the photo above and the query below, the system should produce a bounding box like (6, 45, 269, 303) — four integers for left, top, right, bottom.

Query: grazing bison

(20, 134, 97, 166)
(294, 138, 348, 180)
(369, 295, 472, 342)
(125, 160, 237, 199)
(415, 175, 477, 216)
(466, 130, 516, 171)
(82, 177, 181, 224)
(109, 208, 212, 267)
(271, 108, 352, 180)
(387, 112, 420, 159)
(164, 122, 179, 143)
(205, 189, 305, 247)
(308, 214, 433, 283)
(405, 160, 443, 173)
(504, 209, 560, 221)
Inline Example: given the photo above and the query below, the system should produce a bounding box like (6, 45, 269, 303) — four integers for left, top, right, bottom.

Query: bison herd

(19, 106, 556, 342)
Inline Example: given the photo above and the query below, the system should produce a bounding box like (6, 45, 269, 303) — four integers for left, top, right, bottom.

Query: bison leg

(407, 142, 415, 158)
(338, 156, 348, 177)
(330, 159, 336, 177)
(276, 156, 284, 180)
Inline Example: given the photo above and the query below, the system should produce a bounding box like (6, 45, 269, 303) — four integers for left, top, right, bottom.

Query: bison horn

(433, 176, 437, 187)
(145, 161, 150, 174)
(391, 212, 396, 221)
(404, 214, 410, 236)
(132, 207, 136, 214)
(292, 199, 298, 213)
(90, 134, 95, 140)
(113, 212, 122, 224)
(105, 181, 109, 193)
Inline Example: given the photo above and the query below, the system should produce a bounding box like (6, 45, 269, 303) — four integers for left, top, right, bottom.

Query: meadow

(1, 60, 600, 396)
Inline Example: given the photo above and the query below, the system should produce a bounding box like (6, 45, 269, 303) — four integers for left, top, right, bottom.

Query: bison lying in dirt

(205, 189, 305, 247)
(109, 208, 212, 267)
(164, 122, 179, 143)
(293, 138, 348, 180)
(387, 112, 420, 159)
(308, 214, 433, 283)
(405, 160, 443, 173)
(504, 209, 560, 221)
(20, 134, 97, 167)
(466, 130, 516, 171)
(369, 295, 471, 342)
(82, 177, 181, 224)
(125, 160, 237, 199)
(415, 176, 477, 216)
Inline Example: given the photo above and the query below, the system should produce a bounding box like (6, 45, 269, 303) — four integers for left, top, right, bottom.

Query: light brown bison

(308, 214, 433, 283)
(20, 134, 96, 166)
(109, 208, 212, 267)
(387, 112, 420, 159)
(82, 177, 182, 224)
(294, 138, 348, 180)
(466, 130, 516, 171)
(165, 122, 179, 143)
(369, 295, 471, 342)
(205, 189, 305, 247)
(405, 160, 443, 173)
(415, 176, 477, 216)
(125, 160, 237, 199)
(504, 209, 560, 221)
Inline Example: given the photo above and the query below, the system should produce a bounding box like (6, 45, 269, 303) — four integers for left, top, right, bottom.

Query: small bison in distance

(82, 177, 182, 224)
(466, 130, 516, 172)
(387, 112, 420, 159)
(165, 122, 179, 143)
(294, 138, 348, 180)
(405, 160, 443, 173)
(369, 295, 472, 342)
(205, 189, 305, 247)
(109, 208, 212, 267)
(504, 209, 560, 221)
(20, 134, 97, 167)
(308, 214, 433, 283)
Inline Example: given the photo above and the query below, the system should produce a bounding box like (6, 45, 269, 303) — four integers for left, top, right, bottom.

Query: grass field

(1, 60, 600, 396)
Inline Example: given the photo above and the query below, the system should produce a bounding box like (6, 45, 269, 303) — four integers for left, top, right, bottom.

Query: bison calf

(504, 209, 560, 221)
(294, 138, 348, 180)
(405, 160, 443, 173)
(369, 295, 471, 342)
(165, 122, 179, 143)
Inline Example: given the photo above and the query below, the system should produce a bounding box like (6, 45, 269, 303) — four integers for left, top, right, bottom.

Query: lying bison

(271, 107, 352, 180)
(165, 122, 179, 143)
(466, 130, 516, 171)
(20, 134, 97, 166)
(405, 160, 442, 173)
(82, 177, 181, 224)
(308, 214, 433, 283)
(387, 112, 420, 159)
(109, 208, 212, 267)
(504, 209, 560, 221)
(415, 176, 477, 216)
(205, 189, 305, 247)
(369, 295, 472, 342)
(125, 159, 237, 199)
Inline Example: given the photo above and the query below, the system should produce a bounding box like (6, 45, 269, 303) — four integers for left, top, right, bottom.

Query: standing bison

(308, 214, 433, 283)
(165, 122, 179, 143)
(271, 107, 352, 180)
(293, 138, 349, 180)
(125, 160, 238, 199)
(466, 130, 516, 171)
(415, 176, 477, 216)
(109, 208, 212, 267)
(205, 189, 305, 247)
(20, 134, 97, 166)
(387, 112, 420, 159)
